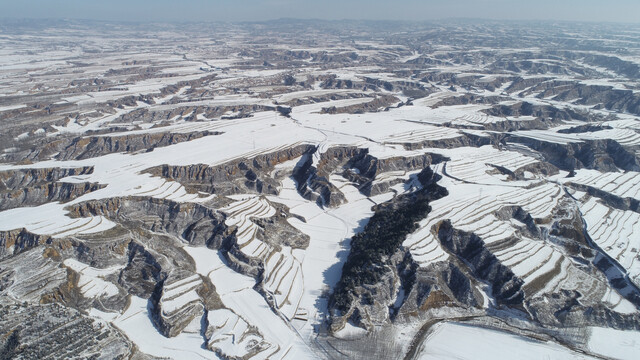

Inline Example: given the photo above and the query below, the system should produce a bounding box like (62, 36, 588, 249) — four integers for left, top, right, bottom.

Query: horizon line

(1, 16, 639, 26)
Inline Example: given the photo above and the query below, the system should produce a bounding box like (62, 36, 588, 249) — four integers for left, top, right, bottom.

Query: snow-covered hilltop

(1, 19, 640, 360)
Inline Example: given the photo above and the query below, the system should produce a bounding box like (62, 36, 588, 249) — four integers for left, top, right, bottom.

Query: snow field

(160, 274, 203, 315)
(109, 296, 216, 360)
(290, 98, 466, 146)
(0, 202, 116, 238)
(415, 322, 599, 360)
(183, 246, 314, 360)
(63, 259, 123, 299)
(580, 197, 640, 287)
(588, 327, 640, 360)
(222, 196, 304, 320)
(406, 155, 572, 296)
(565, 169, 640, 201)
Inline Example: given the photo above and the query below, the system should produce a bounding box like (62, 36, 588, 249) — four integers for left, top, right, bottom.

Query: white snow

(111, 296, 216, 360)
(183, 246, 315, 360)
(0, 202, 116, 238)
(416, 322, 598, 360)
(588, 327, 640, 360)
(63, 259, 122, 298)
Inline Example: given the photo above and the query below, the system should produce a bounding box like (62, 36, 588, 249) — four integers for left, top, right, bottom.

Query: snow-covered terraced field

(184, 246, 314, 360)
(405, 152, 573, 296)
(580, 197, 640, 287)
(223, 196, 304, 320)
(0, 202, 116, 238)
(437, 145, 539, 185)
(564, 169, 640, 200)
(63, 259, 123, 299)
(379, 126, 466, 144)
(2, 19, 640, 360)
(206, 308, 279, 359)
(510, 130, 585, 144)
(160, 274, 203, 316)
(579, 128, 640, 146)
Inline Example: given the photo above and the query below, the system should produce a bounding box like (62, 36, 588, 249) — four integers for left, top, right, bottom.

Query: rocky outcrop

(512, 161, 559, 179)
(432, 93, 506, 108)
(0, 166, 94, 190)
(527, 290, 640, 330)
(577, 53, 640, 79)
(568, 183, 640, 214)
(0, 166, 103, 210)
(146, 144, 315, 196)
(483, 101, 591, 122)
(506, 136, 640, 172)
(0, 181, 105, 211)
(56, 130, 220, 160)
(149, 272, 207, 338)
(253, 202, 310, 249)
(505, 77, 553, 94)
(398, 262, 482, 316)
(118, 241, 168, 298)
(436, 220, 525, 306)
(293, 152, 347, 207)
(321, 95, 400, 114)
(0, 229, 52, 261)
(67, 197, 231, 248)
(490, 60, 593, 77)
(551, 85, 640, 116)
(351, 151, 442, 196)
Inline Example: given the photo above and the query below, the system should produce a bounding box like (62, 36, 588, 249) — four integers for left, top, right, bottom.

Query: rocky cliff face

(0, 166, 104, 210)
(55, 131, 221, 160)
(507, 136, 640, 172)
(0, 182, 105, 211)
(147, 144, 315, 196)
(0, 229, 52, 261)
(0, 166, 94, 190)
(436, 220, 525, 306)
(68, 197, 231, 248)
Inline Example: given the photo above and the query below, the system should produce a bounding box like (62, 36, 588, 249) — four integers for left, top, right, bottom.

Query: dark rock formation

(67, 197, 232, 248)
(436, 220, 525, 306)
(146, 144, 315, 196)
(0, 229, 52, 261)
(56, 131, 220, 160)
(506, 136, 640, 172)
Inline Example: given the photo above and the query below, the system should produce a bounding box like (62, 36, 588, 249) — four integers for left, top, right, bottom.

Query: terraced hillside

(1, 19, 640, 360)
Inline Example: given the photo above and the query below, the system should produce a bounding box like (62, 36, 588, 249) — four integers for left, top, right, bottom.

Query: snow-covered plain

(415, 322, 598, 360)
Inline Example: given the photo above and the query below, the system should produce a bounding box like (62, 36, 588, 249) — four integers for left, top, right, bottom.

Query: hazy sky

(2, 0, 639, 23)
